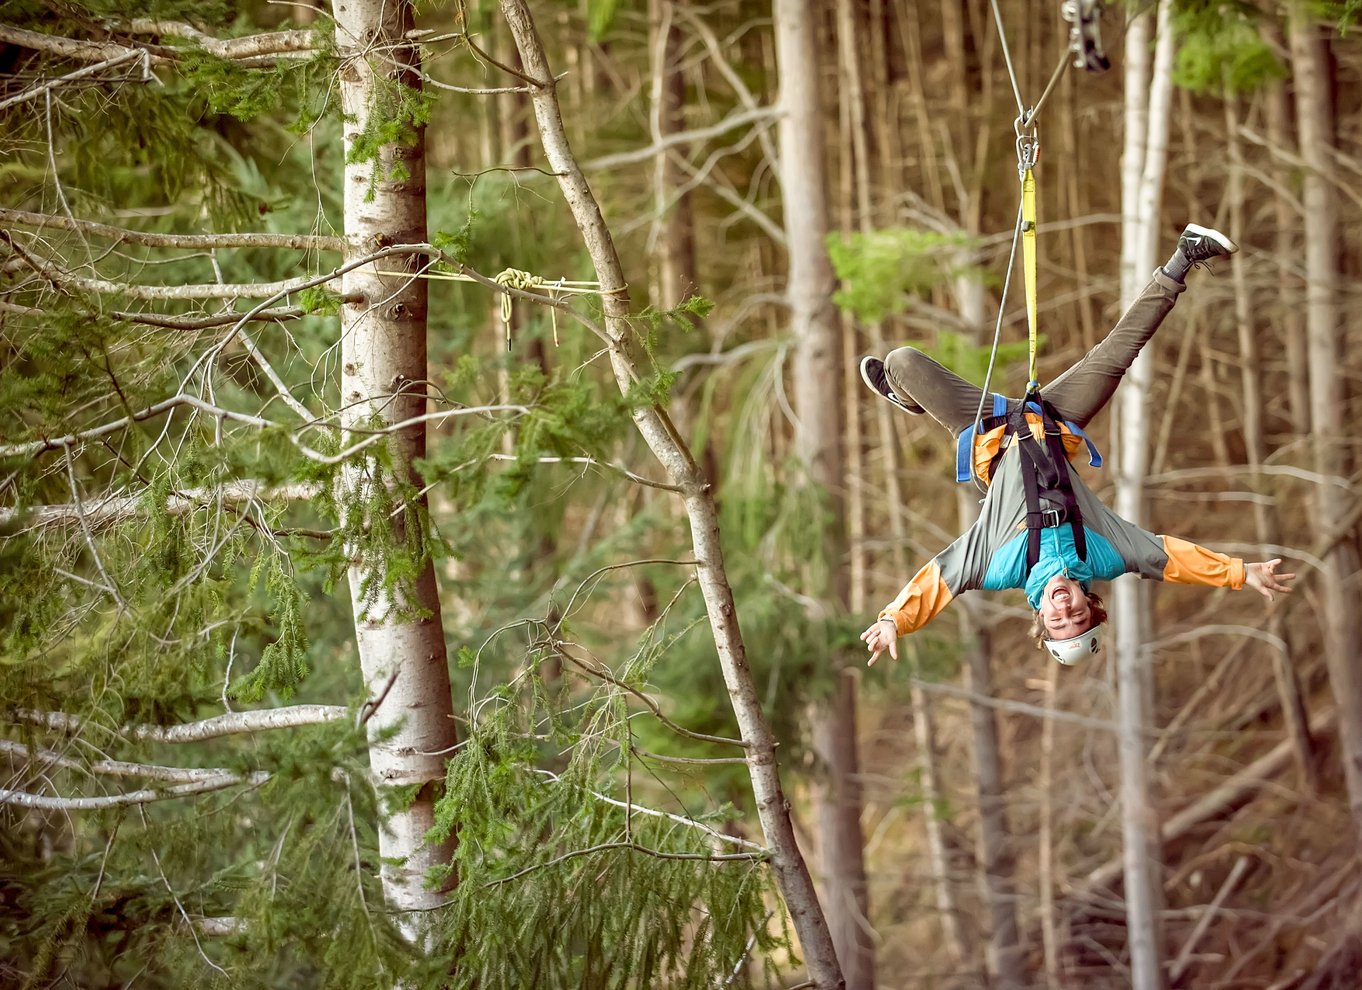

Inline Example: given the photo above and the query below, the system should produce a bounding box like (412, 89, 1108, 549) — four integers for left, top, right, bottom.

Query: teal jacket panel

(981, 525, 1128, 607)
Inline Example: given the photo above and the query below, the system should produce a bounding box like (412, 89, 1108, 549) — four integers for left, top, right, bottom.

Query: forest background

(2, 1, 1360, 988)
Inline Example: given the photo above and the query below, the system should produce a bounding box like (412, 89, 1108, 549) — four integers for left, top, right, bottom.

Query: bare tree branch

(0, 21, 320, 65)
(0, 389, 525, 461)
(0, 738, 247, 783)
(582, 106, 781, 172)
(2, 230, 339, 301)
(0, 208, 345, 252)
(14, 704, 349, 743)
(0, 49, 147, 113)
(0, 773, 270, 809)
(0, 22, 142, 62)
(118, 19, 318, 60)
(111, 306, 312, 330)
(0, 481, 321, 530)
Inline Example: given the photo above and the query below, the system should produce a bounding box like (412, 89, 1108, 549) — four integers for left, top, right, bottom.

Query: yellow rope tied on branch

(494, 268, 543, 350)
(373, 266, 606, 351)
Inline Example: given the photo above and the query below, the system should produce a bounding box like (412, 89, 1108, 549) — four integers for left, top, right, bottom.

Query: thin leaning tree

(495, 1, 844, 985)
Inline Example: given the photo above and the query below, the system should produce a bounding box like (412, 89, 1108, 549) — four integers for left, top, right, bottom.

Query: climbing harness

(953, 392, 1100, 484)
(1008, 390, 1088, 568)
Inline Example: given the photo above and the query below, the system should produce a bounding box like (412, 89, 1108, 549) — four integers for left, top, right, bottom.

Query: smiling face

(1036, 573, 1096, 640)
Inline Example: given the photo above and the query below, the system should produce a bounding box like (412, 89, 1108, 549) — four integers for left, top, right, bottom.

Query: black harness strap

(1008, 389, 1087, 569)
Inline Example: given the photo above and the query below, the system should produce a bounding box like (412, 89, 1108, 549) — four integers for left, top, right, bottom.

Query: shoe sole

(859, 356, 922, 413)
(859, 357, 890, 399)
(1184, 223, 1238, 255)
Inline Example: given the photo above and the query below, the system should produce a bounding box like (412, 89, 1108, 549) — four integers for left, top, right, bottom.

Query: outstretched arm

(860, 557, 957, 666)
(1158, 537, 1296, 600)
(861, 521, 993, 665)
(1073, 480, 1298, 599)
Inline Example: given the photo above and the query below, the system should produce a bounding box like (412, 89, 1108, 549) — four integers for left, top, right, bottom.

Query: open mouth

(1051, 586, 1072, 605)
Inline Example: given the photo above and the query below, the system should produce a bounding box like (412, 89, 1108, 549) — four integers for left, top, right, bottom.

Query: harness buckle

(1040, 507, 1064, 529)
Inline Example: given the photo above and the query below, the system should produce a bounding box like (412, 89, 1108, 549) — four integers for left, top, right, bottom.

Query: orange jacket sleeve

(1159, 536, 1246, 589)
(879, 559, 956, 636)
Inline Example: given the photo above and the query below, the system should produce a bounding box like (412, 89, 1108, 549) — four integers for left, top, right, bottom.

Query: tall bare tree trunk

(1263, 74, 1310, 436)
(775, 1, 875, 985)
(1114, 3, 1174, 987)
(1288, 2, 1362, 846)
(334, 0, 459, 941)
(1224, 86, 1315, 792)
(648, 0, 698, 312)
(498, 2, 845, 984)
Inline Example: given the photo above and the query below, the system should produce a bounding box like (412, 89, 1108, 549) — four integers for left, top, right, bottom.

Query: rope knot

(494, 268, 543, 292)
(494, 269, 544, 350)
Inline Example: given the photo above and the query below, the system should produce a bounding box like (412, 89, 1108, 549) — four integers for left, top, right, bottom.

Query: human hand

(860, 618, 899, 667)
(1245, 558, 1296, 602)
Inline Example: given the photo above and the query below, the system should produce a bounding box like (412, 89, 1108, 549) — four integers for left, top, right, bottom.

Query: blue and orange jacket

(879, 413, 1246, 636)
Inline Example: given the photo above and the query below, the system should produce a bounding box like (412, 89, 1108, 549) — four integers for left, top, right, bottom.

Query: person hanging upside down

(857, 224, 1295, 666)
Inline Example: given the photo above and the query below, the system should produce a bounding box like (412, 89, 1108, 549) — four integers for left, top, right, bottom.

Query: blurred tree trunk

(648, 0, 697, 312)
(1225, 85, 1315, 792)
(1288, 2, 1362, 846)
(1113, 2, 1174, 987)
(775, 0, 875, 985)
(955, 271, 1022, 990)
(847, 2, 968, 970)
(333, 0, 460, 941)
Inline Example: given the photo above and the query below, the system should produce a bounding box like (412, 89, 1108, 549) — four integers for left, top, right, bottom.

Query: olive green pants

(883, 269, 1185, 435)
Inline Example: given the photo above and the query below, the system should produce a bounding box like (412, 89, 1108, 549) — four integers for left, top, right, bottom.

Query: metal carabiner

(1014, 113, 1039, 178)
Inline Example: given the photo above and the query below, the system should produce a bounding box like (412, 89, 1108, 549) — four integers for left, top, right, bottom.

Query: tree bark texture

(1288, 2, 1362, 847)
(1114, 3, 1174, 987)
(497, 1, 845, 984)
(333, 0, 460, 936)
(775, 1, 873, 984)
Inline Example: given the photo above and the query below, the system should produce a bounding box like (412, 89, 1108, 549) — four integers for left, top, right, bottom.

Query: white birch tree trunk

(1288, 2, 1362, 844)
(774, 0, 875, 986)
(1114, 3, 1175, 987)
(497, 2, 844, 984)
(333, 0, 459, 940)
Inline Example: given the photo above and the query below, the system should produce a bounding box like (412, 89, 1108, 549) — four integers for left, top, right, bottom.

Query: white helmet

(1044, 625, 1103, 666)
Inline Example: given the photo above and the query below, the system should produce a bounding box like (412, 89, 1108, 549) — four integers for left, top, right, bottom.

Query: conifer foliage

(1, 2, 802, 986)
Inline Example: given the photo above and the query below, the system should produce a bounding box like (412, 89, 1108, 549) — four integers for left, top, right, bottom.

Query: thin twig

(530, 767, 764, 850)
(484, 841, 765, 887)
(554, 643, 748, 749)
(59, 442, 127, 609)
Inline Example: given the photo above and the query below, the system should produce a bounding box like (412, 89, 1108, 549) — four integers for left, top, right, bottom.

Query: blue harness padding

(955, 393, 1103, 483)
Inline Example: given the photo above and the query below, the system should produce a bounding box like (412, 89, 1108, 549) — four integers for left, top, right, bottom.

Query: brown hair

(1031, 591, 1107, 649)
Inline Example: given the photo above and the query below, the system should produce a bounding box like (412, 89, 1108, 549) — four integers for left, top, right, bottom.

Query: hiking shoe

(859, 357, 924, 414)
(1177, 224, 1238, 267)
